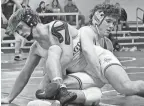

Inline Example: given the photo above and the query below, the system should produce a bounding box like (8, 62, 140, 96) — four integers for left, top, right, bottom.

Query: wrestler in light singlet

(67, 25, 120, 85)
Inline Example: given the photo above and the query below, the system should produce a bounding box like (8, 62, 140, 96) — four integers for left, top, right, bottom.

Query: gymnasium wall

(29, 0, 144, 21)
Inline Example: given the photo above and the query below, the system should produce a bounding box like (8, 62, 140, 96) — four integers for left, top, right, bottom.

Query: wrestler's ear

(92, 10, 105, 25)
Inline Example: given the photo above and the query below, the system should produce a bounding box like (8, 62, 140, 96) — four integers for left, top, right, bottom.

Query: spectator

(51, 0, 62, 13)
(51, 0, 63, 20)
(1, 0, 27, 60)
(115, 2, 128, 30)
(64, 0, 85, 28)
(44, 4, 54, 23)
(36, 1, 46, 23)
(1, 0, 21, 28)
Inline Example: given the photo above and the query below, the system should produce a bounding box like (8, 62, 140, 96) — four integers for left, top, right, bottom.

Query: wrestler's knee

(82, 87, 102, 106)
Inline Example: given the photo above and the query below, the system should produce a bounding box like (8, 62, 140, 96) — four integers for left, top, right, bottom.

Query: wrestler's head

(89, 4, 120, 37)
(6, 8, 41, 41)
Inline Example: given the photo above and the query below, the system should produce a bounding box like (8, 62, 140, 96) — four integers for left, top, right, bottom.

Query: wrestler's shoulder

(79, 26, 93, 33)
(79, 26, 95, 38)
(43, 21, 65, 31)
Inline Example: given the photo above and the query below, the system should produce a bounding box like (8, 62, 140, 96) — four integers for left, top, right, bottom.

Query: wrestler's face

(99, 16, 116, 37)
(92, 10, 116, 37)
(16, 21, 31, 39)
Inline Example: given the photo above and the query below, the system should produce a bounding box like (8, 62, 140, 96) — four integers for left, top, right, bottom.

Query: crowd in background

(35, 0, 85, 28)
(1, 0, 130, 30)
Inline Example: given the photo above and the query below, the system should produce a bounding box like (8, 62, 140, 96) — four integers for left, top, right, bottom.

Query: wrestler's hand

(1, 97, 10, 104)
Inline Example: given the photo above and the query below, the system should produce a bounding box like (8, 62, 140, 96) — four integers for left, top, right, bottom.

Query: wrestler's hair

(21, 8, 41, 27)
(89, 4, 120, 24)
(7, 7, 41, 34)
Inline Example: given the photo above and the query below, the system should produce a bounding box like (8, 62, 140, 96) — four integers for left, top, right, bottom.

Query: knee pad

(82, 87, 102, 106)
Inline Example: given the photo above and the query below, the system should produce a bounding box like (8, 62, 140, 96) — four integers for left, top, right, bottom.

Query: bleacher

(112, 30, 144, 49)
(1, 8, 144, 53)
(111, 7, 144, 49)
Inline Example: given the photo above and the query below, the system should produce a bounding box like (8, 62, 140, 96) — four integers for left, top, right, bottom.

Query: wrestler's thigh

(105, 65, 131, 91)
(98, 49, 122, 83)
(64, 72, 97, 90)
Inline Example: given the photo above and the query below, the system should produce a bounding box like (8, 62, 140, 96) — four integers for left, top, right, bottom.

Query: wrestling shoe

(56, 87, 77, 106)
(36, 82, 60, 99)
(14, 56, 26, 61)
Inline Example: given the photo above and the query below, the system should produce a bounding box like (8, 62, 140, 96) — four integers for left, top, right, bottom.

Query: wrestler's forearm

(46, 57, 62, 81)
(46, 45, 63, 82)
(8, 69, 31, 103)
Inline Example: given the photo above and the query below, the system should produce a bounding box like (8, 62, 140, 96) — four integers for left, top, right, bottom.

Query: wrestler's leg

(64, 72, 102, 105)
(14, 32, 23, 60)
(20, 36, 26, 50)
(68, 87, 102, 106)
(37, 72, 102, 105)
(105, 65, 144, 97)
(100, 50, 144, 97)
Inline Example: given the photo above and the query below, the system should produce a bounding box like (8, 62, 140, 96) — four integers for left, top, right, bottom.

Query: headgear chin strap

(26, 28, 33, 41)
(21, 8, 40, 41)
(92, 14, 106, 36)
(92, 11, 106, 27)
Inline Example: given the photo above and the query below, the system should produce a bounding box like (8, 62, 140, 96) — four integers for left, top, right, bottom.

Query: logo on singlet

(104, 58, 112, 63)
(73, 42, 81, 55)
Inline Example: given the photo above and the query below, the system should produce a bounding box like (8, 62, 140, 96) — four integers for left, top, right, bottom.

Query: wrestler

(79, 3, 144, 98)
(1, 7, 102, 106)
(2, 8, 77, 105)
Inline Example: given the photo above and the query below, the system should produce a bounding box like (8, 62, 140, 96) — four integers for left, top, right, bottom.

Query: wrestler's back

(35, 21, 79, 70)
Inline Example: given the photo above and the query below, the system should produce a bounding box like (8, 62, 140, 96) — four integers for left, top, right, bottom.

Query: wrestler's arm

(2, 43, 41, 103)
(80, 27, 101, 76)
(46, 45, 63, 80)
